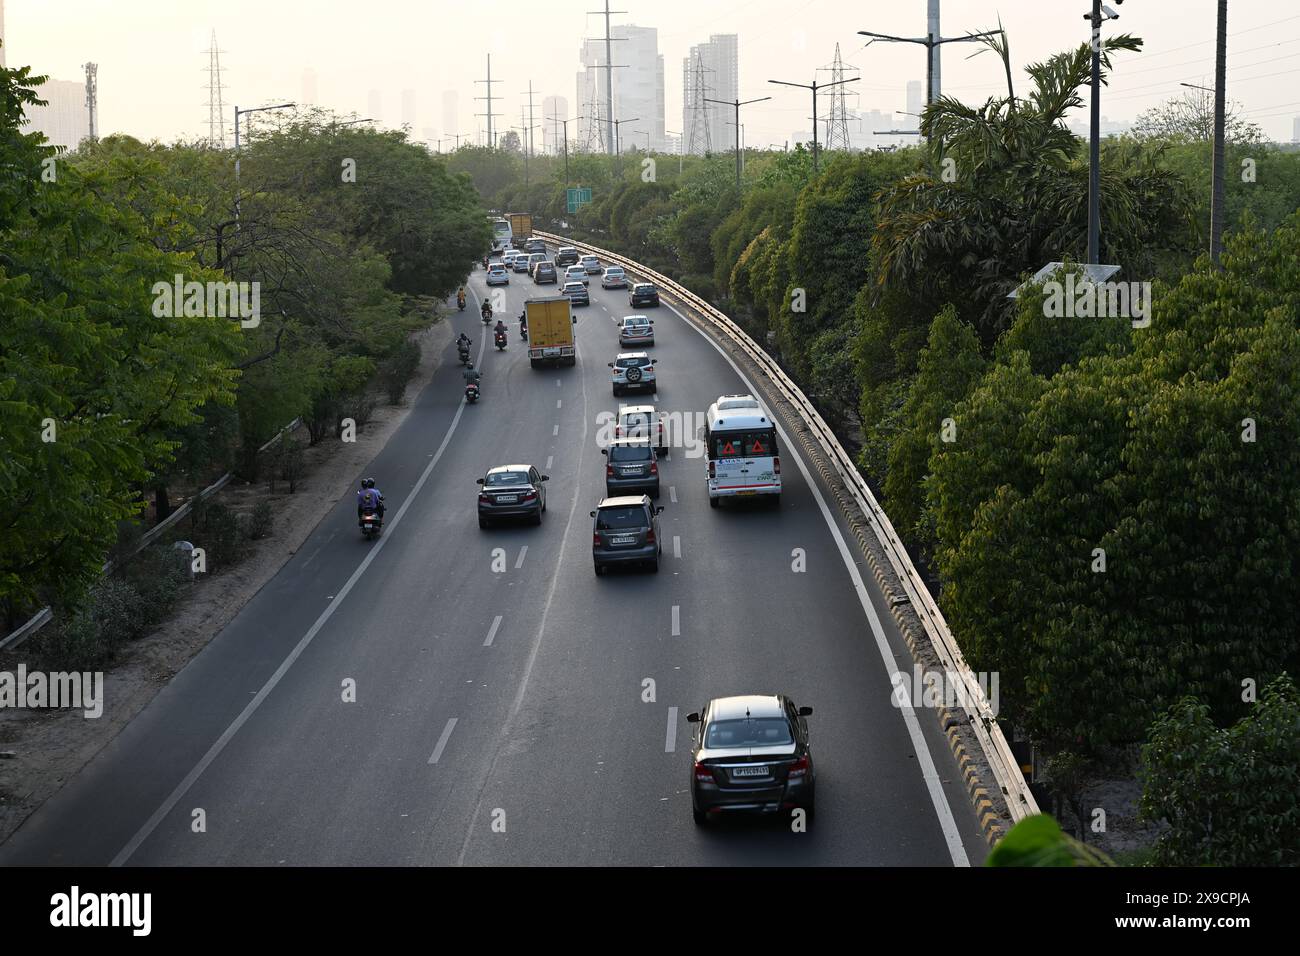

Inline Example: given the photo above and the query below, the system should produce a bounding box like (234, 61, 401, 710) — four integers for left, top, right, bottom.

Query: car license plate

(543, 347, 560, 357)
(496, 495, 517, 503)
(610, 534, 635, 545)
(737, 490, 757, 496)
(733, 766, 768, 778)
(620, 467, 641, 476)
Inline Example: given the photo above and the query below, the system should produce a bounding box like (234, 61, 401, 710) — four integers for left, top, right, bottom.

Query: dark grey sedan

(477, 464, 548, 527)
(687, 694, 816, 825)
(591, 495, 663, 575)
(602, 438, 659, 497)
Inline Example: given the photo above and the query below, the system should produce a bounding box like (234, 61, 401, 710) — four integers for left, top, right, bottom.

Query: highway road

(1, 259, 989, 866)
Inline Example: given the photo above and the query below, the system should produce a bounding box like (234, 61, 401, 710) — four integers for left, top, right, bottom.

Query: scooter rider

(481, 299, 493, 321)
(456, 287, 466, 309)
(457, 331, 472, 353)
(463, 361, 482, 390)
(518, 309, 528, 338)
(493, 318, 508, 339)
(357, 478, 385, 524)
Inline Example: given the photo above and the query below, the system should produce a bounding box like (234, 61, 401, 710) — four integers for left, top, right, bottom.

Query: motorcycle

(457, 297, 466, 312)
(457, 345, 471, 365)
(359, 509, 382, 540)
(494, 330, 507, 351)
(465, 382, 480, 404)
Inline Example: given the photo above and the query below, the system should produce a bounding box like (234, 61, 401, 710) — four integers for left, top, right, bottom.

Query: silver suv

(591, 495, 664, 575)
(608, 352, 657, 396)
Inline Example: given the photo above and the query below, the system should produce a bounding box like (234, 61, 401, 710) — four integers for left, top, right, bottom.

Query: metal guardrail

(0, 418, 302, 654)
(538, 230, 1038, 823)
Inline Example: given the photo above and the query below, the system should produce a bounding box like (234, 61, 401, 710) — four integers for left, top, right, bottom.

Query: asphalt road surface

(1, 262, 989, 866)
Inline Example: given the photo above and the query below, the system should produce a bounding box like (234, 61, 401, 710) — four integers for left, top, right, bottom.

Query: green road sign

(566, 187, 592, 213)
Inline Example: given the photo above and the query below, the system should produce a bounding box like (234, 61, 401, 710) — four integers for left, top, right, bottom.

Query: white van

(703, 395, 781, 507)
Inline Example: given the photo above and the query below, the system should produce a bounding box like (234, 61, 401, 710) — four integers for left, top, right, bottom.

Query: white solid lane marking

(515, 546, 528, 569)
(669, 486, 677, 503)
(671, 605, 680, 636)
(428, 718, 459, 764)
(673, 536, 681, 559)
(483, 615, 503, 647)
(111, 350, 476, 867)
(672, 300, 971, 867)
(665, 707, 678, 753)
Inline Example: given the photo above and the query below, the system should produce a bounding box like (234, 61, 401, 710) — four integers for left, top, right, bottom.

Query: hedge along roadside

(535, 228, 1039, 828)
(0, 418, 301, 655)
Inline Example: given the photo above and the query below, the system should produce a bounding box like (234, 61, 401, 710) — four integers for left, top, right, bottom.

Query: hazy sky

(8, 0, 1300, 146)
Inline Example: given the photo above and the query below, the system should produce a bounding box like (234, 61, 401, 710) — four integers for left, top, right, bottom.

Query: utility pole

(590, 0, 627, 156)
(665, 129, 684, 174)
(858, 25, 1002, 108)
(1210, 0, 1227, 266)
(234, 102, 295, 227)
(706, 95, 771, 188)
(203, 30, 226, 148)
(522, 80, 539, 160)
(475, 54, 500, 148)
(549, 114, 579, 185)
(768, 76, 857, 174)
(514, 109, 540, 187)
(1082, 1, 1122, 265)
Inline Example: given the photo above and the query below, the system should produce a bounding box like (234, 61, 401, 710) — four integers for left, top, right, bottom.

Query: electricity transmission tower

(823, 43, 855, 151)
(685, 51, 713, 155)
(82, 62, 98, 142)
(580, 95, 606, 153)
(475, 54, 501, 147)
(204, 30, 226, 147)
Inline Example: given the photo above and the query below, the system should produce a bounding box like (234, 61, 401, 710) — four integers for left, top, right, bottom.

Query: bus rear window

(710, 430, 777, 459)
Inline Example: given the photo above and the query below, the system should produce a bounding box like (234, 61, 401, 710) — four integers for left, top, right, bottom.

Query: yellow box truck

(507, 213, 533, 247)
(526, 296, 576, 368)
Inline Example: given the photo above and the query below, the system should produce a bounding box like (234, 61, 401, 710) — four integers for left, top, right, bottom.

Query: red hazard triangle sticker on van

(721, 441, 737, 455)
(750, 439, 766, 454)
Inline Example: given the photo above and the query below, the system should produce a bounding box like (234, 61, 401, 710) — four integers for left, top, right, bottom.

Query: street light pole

(1210, 0, 1227, 266)
(665, 129, 683, 174)
(234, 101, 295, 227)
(1081, 2, 1122, 265)
(706, 95, 771, 188)
(768, 78, 855, 174)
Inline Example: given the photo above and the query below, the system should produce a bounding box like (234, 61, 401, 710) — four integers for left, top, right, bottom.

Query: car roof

(559, 246, 576, 251)
(632, 282, 654, 288)
(580, 253, 598, 259)
(486, 464, 533, 474)
(708, 695, 785, 720)
(616, 351, 650, 360)
(608, 436, 653, 448)
(597, 494, 652, 508)
(618, 404, 655, 415)
(622, 315, 649, 323)
(563, 282, 585, 289)
(604, 265, 624, 271)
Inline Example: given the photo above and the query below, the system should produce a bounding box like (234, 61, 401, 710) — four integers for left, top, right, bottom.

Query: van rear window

(710, 429, 777, 459)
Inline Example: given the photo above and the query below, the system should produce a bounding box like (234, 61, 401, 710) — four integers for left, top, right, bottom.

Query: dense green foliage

(1141, 675, 1300, 866)
(0, 67, 486, 622)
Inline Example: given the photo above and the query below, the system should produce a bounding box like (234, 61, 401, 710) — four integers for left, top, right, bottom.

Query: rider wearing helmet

(481, 299, 493, 320)
(457, 331, 472, 351)
(456, 287, 466, 307)
(463, 361, 482, 388)
(493, 318, 507, 336)
(357, 477, 385, 524)
(518, 309, 528, 338)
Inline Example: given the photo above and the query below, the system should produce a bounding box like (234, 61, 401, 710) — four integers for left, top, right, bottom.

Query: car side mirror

(685, 712, 701, 723)
(600, 449, 608, 456)
(651, 359, 658, 365)
(798, 706, 814, 717)
(655, 507, 664, 515)
(589, 510, 597, 518)
(541, 475, 550, 481)
(475, 478, 484, 484)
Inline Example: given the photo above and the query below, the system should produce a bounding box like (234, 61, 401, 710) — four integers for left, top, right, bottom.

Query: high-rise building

(401, 88, 417, 131)
(577, 25, 665, 154)
(301, 68, 318, 105)
(1, 0, 7, 69)
(542, 95, 568, 154)
(1293, 116, 1300, 143)
(906, 80, 923, 121)
(23, 78, 91, 151)
(367, 89, 383, 126)
(442, 90, 459, 140)
(682, 34, 737, 155)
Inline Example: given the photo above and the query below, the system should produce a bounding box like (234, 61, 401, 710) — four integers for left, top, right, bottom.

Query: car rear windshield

(595, 506, 648, 530)
(624, 318, 649, 327)
(486, 471, 529, 486)
(607, 268, 624, 275)
(609, 443, 652, 462)
(710, 429, 777, 459)
(634, 285, 654, 293)
(564, 283, 585, 292)
(705, 717, 794, 749)
(616, 357, 649, 368)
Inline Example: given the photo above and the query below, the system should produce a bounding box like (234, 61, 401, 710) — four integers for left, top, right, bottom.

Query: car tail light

(606, 464, 614, 477)
(520, 491, 537, 501)
(478, 493, 491, 504)
(708, 461, 716, 479)
(649, 461, 658, 475)
(592, 532, 601, 546)
(774, 456, 781, 475)
(645, 527, 656, 544)
(694, 761, 713, 783)
(787, 755, 810, 780)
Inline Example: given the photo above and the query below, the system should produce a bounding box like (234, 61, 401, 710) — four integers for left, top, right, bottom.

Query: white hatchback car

(616, 404, 665, 453)
(618, 315, 654, 347)
(608, 352, 657, 396)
